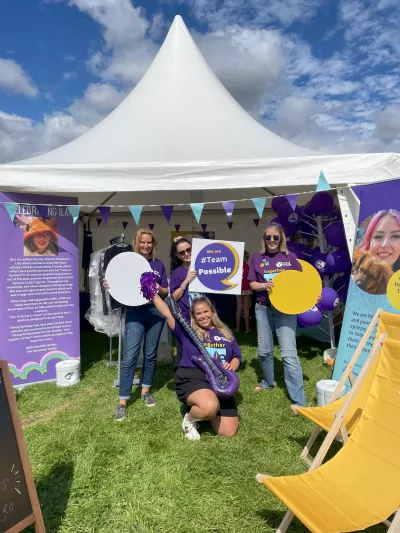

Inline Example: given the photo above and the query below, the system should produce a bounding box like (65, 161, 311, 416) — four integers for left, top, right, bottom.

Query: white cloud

(0, 59, 38, 98)
(375, 105, 400, 144)
(63, 71, 77, 80)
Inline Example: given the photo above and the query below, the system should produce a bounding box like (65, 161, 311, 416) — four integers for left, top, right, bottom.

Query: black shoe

(114, 404, 126, 421)
(141, 392, 156, 407)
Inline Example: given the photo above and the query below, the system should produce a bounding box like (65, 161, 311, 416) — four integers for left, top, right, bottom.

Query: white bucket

(55, 359, 80, 387)
(316, 379, 345, 407)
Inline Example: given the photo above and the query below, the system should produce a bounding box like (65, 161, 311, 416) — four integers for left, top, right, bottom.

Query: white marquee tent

(0, 16, 399, 260)
(0, 15, 399, 207)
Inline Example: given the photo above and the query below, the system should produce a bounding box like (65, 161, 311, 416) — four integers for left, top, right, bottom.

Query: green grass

(17, 328, 384, 533)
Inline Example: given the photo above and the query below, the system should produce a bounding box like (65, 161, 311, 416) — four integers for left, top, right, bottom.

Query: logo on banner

(195, 242, 239, 291)
(288, 213, 298, 223)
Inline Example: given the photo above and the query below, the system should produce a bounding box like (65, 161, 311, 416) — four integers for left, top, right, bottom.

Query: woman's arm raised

(152, 294, 175, 330)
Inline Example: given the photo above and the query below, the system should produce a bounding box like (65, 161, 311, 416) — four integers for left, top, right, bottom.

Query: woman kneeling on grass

(152, 294, 241, 441)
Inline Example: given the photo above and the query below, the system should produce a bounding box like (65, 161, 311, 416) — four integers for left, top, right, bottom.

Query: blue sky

(0, 0, 399, 162)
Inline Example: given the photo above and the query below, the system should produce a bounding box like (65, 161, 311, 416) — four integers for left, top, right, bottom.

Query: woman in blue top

(107, 228, 169, 421)
(152, 293, 241, 441)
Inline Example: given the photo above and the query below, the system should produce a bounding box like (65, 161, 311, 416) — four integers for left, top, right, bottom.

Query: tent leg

(387, 509, 400, 532)
(277, 510, 294, 533)
(300, 426, 320, 465)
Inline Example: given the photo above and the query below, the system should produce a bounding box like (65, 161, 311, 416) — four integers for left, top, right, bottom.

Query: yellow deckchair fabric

(261, 336, 400, 533)
(296, 311, 400, 434)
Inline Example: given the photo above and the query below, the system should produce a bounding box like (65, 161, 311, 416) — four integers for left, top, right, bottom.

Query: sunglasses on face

(264, 235, 280, 241)
(177, 247, 192, 256)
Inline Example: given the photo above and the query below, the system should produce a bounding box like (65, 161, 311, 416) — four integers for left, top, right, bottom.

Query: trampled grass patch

(17, 328, 385, 533)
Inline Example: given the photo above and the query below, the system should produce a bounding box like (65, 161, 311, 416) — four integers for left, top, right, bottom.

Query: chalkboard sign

(0, 361, 45, 533)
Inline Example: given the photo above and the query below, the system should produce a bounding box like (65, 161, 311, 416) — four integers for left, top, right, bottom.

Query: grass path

(18, 328, 384, 533)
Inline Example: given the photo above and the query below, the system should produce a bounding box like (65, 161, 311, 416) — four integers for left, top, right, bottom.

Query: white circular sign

(106, 252, 152, 307)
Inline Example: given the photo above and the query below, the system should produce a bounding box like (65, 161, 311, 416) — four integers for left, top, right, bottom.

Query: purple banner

(0, 192, 80, 386)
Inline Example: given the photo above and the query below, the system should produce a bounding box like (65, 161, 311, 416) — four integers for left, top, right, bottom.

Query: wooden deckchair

(256, 334, 400, 533)
(296, 309, 400, 465)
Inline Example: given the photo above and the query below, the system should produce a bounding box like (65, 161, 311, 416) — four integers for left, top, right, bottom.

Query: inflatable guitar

(166, 295, 240, 398)
(140, 271, 240, 398)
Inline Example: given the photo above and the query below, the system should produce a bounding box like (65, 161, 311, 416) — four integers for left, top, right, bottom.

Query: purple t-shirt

(148, 258, 168, 288)
(248, 251, 301, 304)
(171, 321, 242, 369)
(169, 265, 204, 320)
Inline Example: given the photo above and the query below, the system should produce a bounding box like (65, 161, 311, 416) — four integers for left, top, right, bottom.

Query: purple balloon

(332, 275, 349, 293)
(297, 306, 323, 327)
(310, 250, 330, 275)
(333, 207, 342, 220)
(326, 249, 351, 274)
(282, 223, 297, 237)
(317, 287, 339, 311)
(287, 241, 310, 260)
(303, 201, 314, 215)
(309, 192, 334, 216)
(277, 203, 301, 226)
(325, 221, 347, 248)
(271, 196, 289, 214)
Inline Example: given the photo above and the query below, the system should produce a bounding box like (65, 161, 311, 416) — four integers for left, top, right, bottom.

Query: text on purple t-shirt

(247, 251, 301, 304)
(171, 321, 242, 369)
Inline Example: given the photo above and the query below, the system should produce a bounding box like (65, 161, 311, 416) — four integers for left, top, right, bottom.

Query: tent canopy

(0, 16, 399, 203)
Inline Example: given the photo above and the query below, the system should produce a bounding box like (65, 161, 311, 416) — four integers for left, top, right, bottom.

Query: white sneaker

(182, 414, 201, 441)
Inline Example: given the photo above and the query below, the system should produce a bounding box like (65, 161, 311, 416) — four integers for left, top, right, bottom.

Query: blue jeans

(119, 304, 165, 400)
(255, 303, 306, 406)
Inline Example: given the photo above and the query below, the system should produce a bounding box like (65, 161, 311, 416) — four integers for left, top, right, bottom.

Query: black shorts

(174, 367, 238, 418)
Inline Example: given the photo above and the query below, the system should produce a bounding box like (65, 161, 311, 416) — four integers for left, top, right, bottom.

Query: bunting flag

(252, 198, 266, 218)
(174, 224, 180, 232)
(201, 223, 207, 231)
(36, 204, 48, 221)
(4, 202, 18, 222)
(149, 224, 155, 230)
(222, 200, 235, 220)
(161, 205, 173, 223)
(227, 221, 233, 230)
(129, 205, 143, 225)
(316, 171, 331, 192)
(190, 203, 204, 223)
(96, 218, 102, 226)
(285, 194, 298, 211)
(67, 205, 80, 224)
(253, 218, 260, 227)
(122, 221, 128, 229)
(99, 206, 110, 223)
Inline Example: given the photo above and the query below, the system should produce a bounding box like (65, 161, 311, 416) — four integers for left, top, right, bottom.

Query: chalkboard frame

(0, 361, 46, 533)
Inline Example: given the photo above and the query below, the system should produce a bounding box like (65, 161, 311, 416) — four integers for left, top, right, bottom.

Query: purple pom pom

(140, 271, 158, 301)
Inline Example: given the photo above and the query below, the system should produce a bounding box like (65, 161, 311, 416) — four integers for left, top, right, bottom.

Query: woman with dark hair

(169, 237, 202, 366)
(248, 221, 306, 407)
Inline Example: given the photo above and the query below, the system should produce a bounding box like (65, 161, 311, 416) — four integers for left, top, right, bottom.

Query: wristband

(180, 285, 186, 292)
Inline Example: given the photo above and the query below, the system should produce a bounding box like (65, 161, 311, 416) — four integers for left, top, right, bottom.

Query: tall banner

(333, 179, 400, 381)
(0, 192, 80, 386)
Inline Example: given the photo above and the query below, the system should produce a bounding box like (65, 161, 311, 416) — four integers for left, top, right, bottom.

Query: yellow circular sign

(387, 270, 400, 311)
(269, 260, 322, 315)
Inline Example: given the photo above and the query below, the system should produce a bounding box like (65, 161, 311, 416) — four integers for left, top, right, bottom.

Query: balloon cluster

(271, 191, 351, 328)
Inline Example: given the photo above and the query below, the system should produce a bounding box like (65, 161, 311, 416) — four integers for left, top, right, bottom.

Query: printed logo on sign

(315, 260, 326, 270)
(195, 242, 239, 291)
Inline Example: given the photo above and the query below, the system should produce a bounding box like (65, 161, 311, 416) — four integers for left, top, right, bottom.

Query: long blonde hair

(260, 222, 289, 255)
(190, 296, 233, 341)
(132, 228, 157, 260)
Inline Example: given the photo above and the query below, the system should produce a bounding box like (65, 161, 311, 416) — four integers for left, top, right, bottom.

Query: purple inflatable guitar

(140, 272, 240, 398)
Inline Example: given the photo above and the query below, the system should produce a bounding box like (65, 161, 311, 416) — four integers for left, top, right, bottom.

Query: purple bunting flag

(222, 200, 235, 220)
(122, 221, 128, 229)
(174, 224, 180, 232)
(161, 205, 174, 223)
(96, 218, 102, 226)
(227, 221, 233, 230)
(253, 218, 260, 227)
(201, 224, 207, 231)
(149, 223, 155, 230)
(285, 194, 299, 211)
(99, 206, 110, 223)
